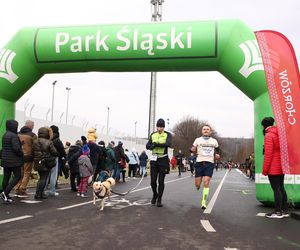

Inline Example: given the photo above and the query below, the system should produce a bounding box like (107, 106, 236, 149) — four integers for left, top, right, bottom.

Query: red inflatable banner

(256, 30, 300, 174)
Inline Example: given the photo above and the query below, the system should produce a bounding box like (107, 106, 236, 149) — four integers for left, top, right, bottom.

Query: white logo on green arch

(0, 48, 18, 84)
(239, 40, 264, 78)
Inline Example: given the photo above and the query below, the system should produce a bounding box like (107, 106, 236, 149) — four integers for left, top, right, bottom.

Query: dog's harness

(94, 180, 113, 199)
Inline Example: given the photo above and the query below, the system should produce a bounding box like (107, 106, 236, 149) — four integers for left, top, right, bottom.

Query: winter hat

(50, 125, 59, 134)
(156, 118, 165, 128)
(98, 140, 105, 147)
(261, 117, 275, 129)
(82, 144, 90, 155)
(118, 141, 123, 146)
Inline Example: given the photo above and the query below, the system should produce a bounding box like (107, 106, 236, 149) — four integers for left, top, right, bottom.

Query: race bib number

(151, 155, 158, 161)
(202, 146, 214, 156)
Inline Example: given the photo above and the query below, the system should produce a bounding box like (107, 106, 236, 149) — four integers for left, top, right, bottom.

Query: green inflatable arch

(0, 19, 298, 205)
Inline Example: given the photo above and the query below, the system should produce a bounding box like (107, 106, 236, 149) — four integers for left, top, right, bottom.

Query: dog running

(92, 177, 116, 211)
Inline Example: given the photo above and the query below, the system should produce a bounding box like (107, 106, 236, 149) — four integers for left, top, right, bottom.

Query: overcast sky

(0, 0, 299, 138)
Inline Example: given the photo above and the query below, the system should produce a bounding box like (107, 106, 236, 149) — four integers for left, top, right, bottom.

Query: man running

(146, 118, 172, 207)
(190, 124, 220, 209)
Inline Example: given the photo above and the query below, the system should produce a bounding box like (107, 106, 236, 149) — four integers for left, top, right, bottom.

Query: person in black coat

(0, 120, 24, 203)
(67, 140, 82, 192)
(94, 141, 107, 182)
(175, 150, 185, 176)
(47, 125, 66, 196)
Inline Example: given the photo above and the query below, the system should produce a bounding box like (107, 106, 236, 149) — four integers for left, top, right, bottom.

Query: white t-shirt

(193, 136, 219, 163)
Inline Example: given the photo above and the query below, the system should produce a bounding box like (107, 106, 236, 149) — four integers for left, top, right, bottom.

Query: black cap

(156, 118, 165, 128)
(261, 117, 275, 128)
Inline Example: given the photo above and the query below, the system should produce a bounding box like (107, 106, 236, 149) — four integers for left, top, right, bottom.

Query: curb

(291, 212, 300, 220)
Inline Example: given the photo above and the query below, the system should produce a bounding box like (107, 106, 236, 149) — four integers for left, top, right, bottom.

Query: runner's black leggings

(268, 175, 288, 212)
(150, 157, 168, 199)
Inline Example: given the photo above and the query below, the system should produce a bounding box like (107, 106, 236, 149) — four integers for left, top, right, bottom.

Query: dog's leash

(111, 171, 146, 196)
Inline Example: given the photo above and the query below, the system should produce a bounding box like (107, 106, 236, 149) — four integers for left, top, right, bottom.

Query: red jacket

(262, 126, 283, 176)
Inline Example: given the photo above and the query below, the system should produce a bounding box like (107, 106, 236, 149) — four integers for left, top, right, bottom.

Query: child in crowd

(77, 144, 93, 197)
(87, 128, 97, 142)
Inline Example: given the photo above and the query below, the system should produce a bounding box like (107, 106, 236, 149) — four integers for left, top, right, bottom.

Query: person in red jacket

(261, 117, 289, 219)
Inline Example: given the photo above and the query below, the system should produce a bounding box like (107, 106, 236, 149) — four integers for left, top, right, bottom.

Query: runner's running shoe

(201, 200, 206, 209)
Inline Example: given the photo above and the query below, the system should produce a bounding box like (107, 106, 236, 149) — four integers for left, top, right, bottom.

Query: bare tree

(171, 116, 254, 164)
(172, 116, 219, 157)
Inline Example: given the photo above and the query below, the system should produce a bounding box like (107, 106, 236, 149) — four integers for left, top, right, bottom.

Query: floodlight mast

(148, 0, 164, 137)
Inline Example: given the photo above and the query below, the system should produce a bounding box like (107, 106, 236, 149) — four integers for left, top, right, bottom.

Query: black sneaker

(282, 211, 290, 218)
(157, 198, 163, 207)
(6, 195, 13, 203)
(151, 197, 157, 205)
(0, 192, 12, 203)
(151, 196, 157, 205)
(265, 211, 284, 219)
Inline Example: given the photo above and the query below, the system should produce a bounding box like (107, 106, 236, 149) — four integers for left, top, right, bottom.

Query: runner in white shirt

(190, 125, 220, 209)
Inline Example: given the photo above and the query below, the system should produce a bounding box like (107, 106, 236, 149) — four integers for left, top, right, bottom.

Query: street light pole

(148, 0, 164, 137)
(134, 121, 137, 143)
(65, 87, 71, 124)
(51, 80, 57, 122)
(106, 107, 110, 135)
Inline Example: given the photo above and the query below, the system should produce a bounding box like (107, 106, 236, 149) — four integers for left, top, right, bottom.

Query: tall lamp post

(65, 87, 71, 124)
(148, 0, 164, 137)
(51, 80, 57, 122)
(106, 107, 110, 135)
(134, 121, 137, 143)
(167, 118, 170, 130)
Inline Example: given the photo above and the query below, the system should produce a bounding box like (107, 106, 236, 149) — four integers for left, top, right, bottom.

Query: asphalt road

(0, 169, 299, 250)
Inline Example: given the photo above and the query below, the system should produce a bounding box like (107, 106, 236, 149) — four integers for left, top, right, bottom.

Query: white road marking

(27, 187, 70, 195)
(224, 248, 238, 250)
(204, 170, 229, 214)
(0, 215, 33, 225)
(200, 220, 216, 232)
(20, 200, 42, 204)
(58, 175, 190, 210)
(235, 169, 249, 179)
(256, 213, 266, 217)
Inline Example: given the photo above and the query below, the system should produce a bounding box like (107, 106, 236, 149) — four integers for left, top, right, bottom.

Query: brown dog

(92, 177, 116, 211)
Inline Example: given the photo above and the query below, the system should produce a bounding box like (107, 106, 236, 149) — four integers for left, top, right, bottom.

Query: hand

(215, 154, 220, 160)
(262, 171, 268, 176)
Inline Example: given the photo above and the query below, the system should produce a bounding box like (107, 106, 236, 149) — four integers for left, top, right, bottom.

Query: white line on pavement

(27, 187, 70, 195)
(200, 220, 216, 232)
(58, 175, 191, 210)
(224, 248, 238, 250)
(0, 215, 33, 225)
(256, 213, 266, 217)
(204, 170, 229, 214)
